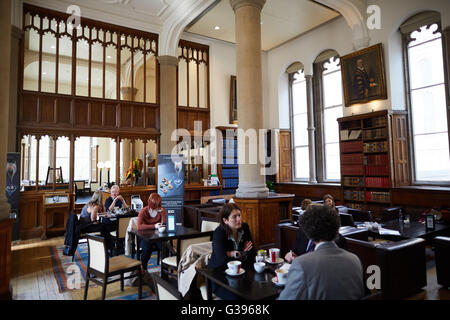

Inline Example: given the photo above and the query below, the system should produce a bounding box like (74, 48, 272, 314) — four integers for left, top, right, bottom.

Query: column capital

(157, 55, 179, 67)
(120, 87, 138, 95)
(230, 0, 266, 12)
(11, 26, 23, 40)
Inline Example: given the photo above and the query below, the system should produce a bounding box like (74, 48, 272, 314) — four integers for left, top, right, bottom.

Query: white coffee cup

(254, 262, 265, 273)
(227, 260, 242, 275)
(275, 268, 288, 285)
(158, 225, 166, 233)
(269, 248, 280, 263)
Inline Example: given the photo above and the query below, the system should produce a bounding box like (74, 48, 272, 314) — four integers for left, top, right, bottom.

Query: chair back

(348, 208, 373, 222)
(201, 220, 219, 232)
(117, 216, 133, 239)
(152, 274, 182, 300)
(339, 213, 355, 227)
(86, 234, 108, 273)
(177, 232, 213, 263)
(74, 180, 85, 190)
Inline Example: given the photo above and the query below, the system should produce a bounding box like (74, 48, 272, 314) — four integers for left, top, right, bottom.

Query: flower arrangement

(125, 158, 143, 185)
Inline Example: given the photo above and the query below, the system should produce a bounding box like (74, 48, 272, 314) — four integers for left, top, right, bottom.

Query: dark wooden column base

(0, 219, 14, 300)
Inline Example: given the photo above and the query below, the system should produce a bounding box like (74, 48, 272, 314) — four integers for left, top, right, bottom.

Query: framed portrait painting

(229, 75, 237, 125)
(340, 43, 387, 107)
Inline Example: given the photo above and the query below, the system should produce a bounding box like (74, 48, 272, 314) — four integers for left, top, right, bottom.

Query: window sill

(276, 181, 341, 187)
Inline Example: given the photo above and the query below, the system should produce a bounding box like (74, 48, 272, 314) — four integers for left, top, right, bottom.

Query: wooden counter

(101, 184, 221, 207)
(234, 193, 295, 249)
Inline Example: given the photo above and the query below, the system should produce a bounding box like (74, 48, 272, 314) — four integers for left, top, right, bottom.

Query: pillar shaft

(0, 0, 12, 220)
(158, 55, 178, 154)
(231, 0, 268, 198)
(305, 75, 317, 183)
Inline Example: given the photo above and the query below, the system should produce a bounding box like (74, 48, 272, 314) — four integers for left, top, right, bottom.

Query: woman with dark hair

(208, 203, 256, 299)
(137, 193, 167, 271)
(323, 194, 336, 209)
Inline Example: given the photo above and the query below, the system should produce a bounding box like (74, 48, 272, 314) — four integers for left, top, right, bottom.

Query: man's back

(278, 242, 365, 300)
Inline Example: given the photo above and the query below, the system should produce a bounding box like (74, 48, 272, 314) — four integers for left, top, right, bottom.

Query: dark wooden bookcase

(216, 126, 239, 195)
(338, 110, 410, 221)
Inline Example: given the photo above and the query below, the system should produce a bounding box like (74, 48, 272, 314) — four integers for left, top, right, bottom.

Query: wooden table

(129, 226, 213, 260)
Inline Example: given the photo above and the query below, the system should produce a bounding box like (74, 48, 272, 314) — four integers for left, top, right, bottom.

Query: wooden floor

(10, 236, 151, 300)
(10, 236, 450, 300)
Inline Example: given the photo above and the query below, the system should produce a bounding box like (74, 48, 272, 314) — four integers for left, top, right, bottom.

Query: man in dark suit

(278, 205, 365, 300)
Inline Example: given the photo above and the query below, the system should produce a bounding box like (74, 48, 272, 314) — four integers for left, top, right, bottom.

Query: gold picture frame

(340, 43, 387, 107)
(229, 75, 237, 124)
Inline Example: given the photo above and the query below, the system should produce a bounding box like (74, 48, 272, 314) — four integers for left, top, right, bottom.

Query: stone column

(8, 26, 22, 152)
(157, 55, 178, 154)
(0, 0, 12, 220)
(230, 0, 268, 199)
(305, 75, 317, 183)
(443, 27, 450, 158)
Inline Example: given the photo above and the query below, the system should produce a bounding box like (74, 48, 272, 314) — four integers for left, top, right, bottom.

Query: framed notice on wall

(157, 154, 184, 231)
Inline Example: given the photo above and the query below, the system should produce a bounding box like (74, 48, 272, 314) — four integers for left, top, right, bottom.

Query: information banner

(6, 152, 21, 240)
(157, 154, 184, 230)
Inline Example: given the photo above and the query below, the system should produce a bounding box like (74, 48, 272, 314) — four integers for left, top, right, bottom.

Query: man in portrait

(353, 58, 378, 99)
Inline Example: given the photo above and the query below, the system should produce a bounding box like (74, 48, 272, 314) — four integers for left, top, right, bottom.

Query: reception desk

(101, 184, 222, 209)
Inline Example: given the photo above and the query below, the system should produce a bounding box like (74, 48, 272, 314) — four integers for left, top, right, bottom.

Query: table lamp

(97, 162, 104, 186)
(105, 160, 112, 188)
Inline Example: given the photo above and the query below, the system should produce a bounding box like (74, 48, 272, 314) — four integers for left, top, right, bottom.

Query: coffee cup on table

(158, 225, 166, 233)
(227, 261, 242, 275)
(269, 248, 280, 263)
(275, 268, 288, 285)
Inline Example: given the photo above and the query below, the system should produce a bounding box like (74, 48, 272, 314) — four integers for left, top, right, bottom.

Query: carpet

(50, 242, 160, 295)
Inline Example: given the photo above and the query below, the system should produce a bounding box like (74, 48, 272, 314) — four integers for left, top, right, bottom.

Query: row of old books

(363, 141, 388, 153)
(366, 191, 390, 202)
(365, 177, 390, 188)
(365, 165, 389, 176)
(340, 129, 362, 141)
(364, 116, 386, 128)
(363, 128, 387, 140)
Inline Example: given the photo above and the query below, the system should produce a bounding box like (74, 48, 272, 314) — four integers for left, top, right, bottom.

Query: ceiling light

(214, 26, 220, 30)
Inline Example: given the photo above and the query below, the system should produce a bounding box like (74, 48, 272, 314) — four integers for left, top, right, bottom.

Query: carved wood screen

(177, 40, 210, 135)
(19, 4, 160, 140)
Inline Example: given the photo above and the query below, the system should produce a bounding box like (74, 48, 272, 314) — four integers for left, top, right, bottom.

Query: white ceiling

(26, 0, 339, 52)
(186, 0, 340, 51)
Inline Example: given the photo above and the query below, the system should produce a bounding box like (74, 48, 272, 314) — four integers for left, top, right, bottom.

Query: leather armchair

(181, 203, 223, 230)
(434, 236, 450, 288)
(347, 237, 426, 299)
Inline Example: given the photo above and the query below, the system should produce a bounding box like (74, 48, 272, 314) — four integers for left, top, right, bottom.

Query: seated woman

(79, 191, 115, 249)
(208, 203, 256, 300)
(323, 194, 339, 213)
(80, 190, 105, 225)
(105, 185, 128, 212)
(137, 193, 167, 271)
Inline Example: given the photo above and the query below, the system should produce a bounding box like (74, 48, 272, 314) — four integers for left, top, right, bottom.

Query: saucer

(271, 277, 285, 287)
(265, 257, 284, 265)
(225, 268, 245, 277)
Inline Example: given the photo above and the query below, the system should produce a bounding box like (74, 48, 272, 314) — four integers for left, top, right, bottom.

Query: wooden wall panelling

(89, 101, 103, 127)
(133, 105, 145, 128)
(21, 93, 38, 122)
(56, 97, 71, 126)
(39, 95, 55, 123)
(120, 104, 132, 128)
(19, 191, 44, 239)
(277, 130, 292, 183)
(74, 100, 89, 126)
(392, 187, 450, 208)
(392, 114, 410, 186)
(275, 183, 342, 204)
(104, 103, 117, 127)
(0, 219, 14, 299)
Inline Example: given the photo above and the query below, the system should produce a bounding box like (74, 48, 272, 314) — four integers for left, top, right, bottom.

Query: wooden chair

(151, 273, 182, 300)
(84, 234, 143, 300)
(161, 232, 213, 280)
(110, 215, 133, 256)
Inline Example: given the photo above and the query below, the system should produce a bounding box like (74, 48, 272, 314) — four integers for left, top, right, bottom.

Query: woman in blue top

(80, 190, 105, 224)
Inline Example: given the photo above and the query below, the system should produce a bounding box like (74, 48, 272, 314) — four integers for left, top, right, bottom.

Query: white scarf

(148, 208, 158, 218)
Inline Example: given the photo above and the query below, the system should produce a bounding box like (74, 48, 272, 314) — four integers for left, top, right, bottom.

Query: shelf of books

(338, 110, 409, 221)
(217, 127, 239, 195)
